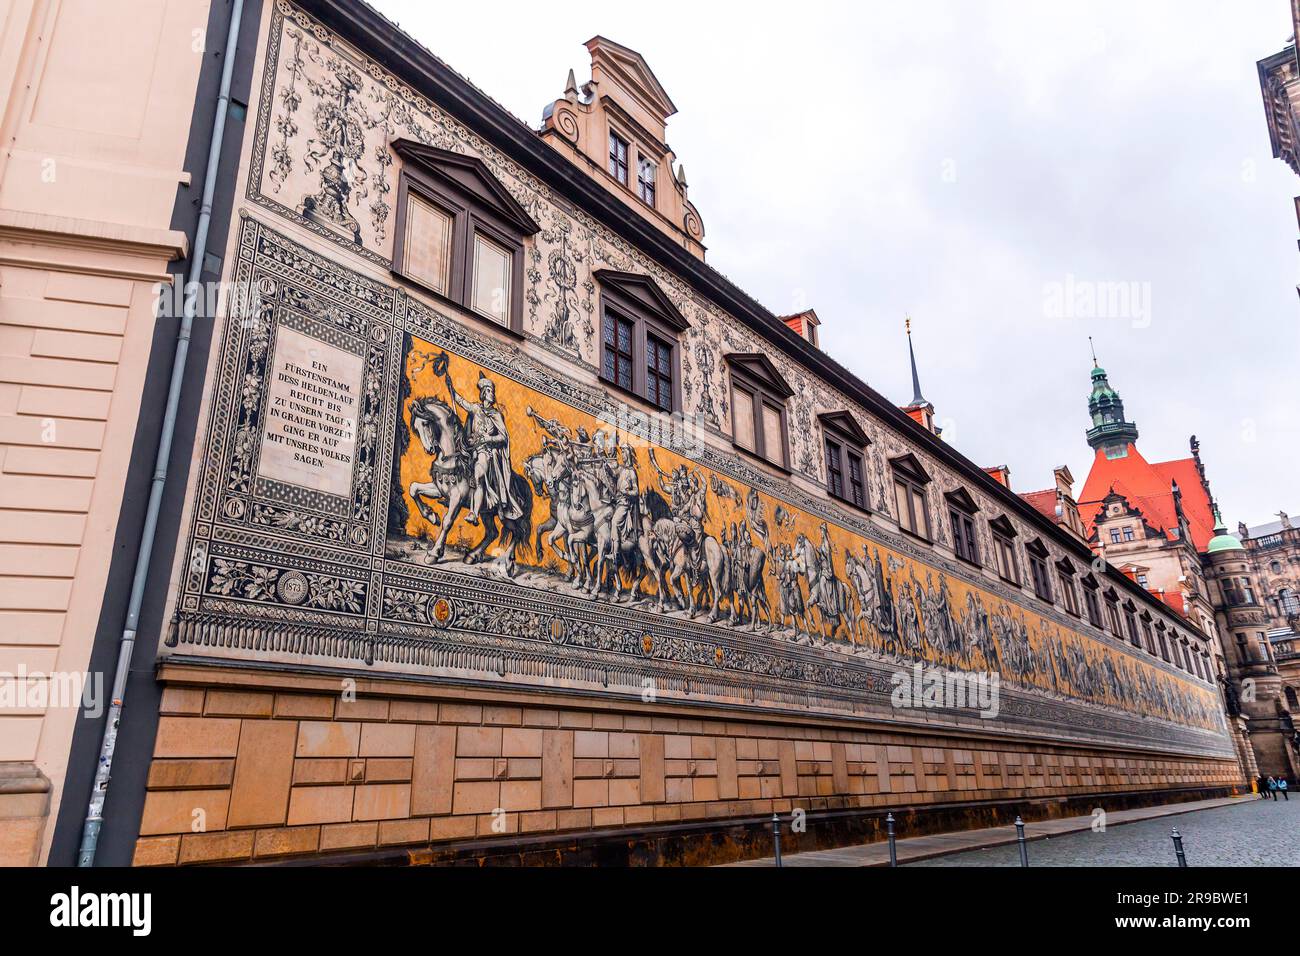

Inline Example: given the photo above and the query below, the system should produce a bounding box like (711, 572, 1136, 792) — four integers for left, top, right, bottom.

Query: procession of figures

(400, 358, 1215, 727)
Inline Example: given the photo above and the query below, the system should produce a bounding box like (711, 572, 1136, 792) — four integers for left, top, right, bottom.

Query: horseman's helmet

(477, 372, 496, 402)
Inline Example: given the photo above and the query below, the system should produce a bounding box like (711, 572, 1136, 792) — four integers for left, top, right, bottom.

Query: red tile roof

(1019, 489, 1058, 522)
(1078, 444, 1215, 551)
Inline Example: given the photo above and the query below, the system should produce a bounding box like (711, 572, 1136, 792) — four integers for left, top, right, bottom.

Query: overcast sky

(371, 0, 1298, 529)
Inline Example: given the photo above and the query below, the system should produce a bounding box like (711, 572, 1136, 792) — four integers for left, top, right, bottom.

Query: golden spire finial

(905, 314, 912, 335)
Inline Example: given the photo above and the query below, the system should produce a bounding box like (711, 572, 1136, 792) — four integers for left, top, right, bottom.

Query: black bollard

(1014, 816, 1029, 867)
(1171, 827, 1187, 868)
(772, 812, 783, 868)
(886, 812, 898, 868)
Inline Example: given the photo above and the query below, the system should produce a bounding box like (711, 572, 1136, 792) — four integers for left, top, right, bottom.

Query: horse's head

(409, 397, 460, 458)
(524, 448, 554, 498)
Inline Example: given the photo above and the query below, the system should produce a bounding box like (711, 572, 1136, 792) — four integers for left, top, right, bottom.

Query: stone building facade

(0, 0, 210, 866)
(1239, 516, 1300, 743)
(33, 0, 1242, 867)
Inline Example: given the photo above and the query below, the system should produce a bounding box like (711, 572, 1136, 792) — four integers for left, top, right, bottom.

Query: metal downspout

(77, 0, 246, 867)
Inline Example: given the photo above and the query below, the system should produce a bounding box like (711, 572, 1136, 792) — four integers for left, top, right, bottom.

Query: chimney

(1053, 465, 1075, 499)
(983, 465, 1012, 490)
(781, 309, 820, 348)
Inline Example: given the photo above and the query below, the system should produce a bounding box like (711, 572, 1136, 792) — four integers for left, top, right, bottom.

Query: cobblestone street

(914, 796, 1300, 867)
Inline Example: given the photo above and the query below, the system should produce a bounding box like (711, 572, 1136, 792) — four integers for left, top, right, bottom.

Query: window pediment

(889, 452, 931, 486)
(944, 486, 979, 514)
(818, 410, 870, 447)
(392, 139, 540, 237)
(725, 352, 793, 398)
(594, 270, 689, 331)
(989, 514, 1018, 539)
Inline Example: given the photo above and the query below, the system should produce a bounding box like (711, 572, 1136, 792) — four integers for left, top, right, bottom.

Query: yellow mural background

(391, 337, 1220, 732)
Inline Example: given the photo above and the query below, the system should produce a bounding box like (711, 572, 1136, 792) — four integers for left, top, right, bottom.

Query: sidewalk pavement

(721, 794, 1256, 867)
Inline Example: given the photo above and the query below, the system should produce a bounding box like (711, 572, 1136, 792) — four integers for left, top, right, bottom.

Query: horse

(795, 533, 854, 643)
(407, 396, 533, 575)
(648, 514, 728, 623)
(726, 522, 772, 632)
(845, 550, 877, 638)
(590, 485, 662, 605)
(523, 446, 599, 588)
(769, 543, 811, 637)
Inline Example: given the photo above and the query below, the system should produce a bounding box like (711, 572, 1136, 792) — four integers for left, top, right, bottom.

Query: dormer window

(638, 157, 657, 206)
(609, 132, 630, 185)
(890, 454, 931, 540)
(596, 270, 689, 412)
(391, 140, 539, 335)
(726, 353, 793, 469)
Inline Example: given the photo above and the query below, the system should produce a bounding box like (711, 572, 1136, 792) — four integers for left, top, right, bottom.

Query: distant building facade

(1075, 361, 1297, 782)
(1258, 0, 1300, 294)
(1239, 515, 1300, 733)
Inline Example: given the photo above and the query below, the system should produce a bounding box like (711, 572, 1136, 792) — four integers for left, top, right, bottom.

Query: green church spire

(1085, 346, 1139, 456)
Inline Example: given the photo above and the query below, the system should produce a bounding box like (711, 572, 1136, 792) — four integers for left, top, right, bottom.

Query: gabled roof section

(392, 139, 540, 236)
(585, 36, 678, 120)
(594, 270, 689, 331)
(725, 352, 794, 398)
(817, 410, 870, 447)
(1079, 443, 1215, 551)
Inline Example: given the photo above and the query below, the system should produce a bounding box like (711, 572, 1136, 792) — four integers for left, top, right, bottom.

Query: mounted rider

(445, 371, 523, 525)
(604, 443, 641, 560)
(650, 451, 707, 570)
(812, 523, 837, 608)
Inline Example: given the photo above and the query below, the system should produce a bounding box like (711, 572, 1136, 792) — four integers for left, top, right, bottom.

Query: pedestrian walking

(1266, 776, 1278, 800)
(1279, 777, 1289, 801)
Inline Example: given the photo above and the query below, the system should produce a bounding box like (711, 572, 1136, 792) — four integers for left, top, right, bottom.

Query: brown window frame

(1103, 588, 1123, 635)
(891, 454, 932, 541)
(946, 488, 980, 566)
(1056, 560, 1080, 617)
(1123, 603, 1141, 648)
(989, 515, 1020, 585)
(595, 270, 689, 414)
(1026, 540, 1053, 603)
(1154, 622, 1171, 663)
(1082, 576, 1104, 628)
(726, 354, 793, 471)
(390, 141, 538, 337)
(819, 412, 870, 512)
